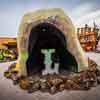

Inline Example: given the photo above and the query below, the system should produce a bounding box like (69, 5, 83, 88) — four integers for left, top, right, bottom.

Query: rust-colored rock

(59, 84, 65, 91)
(19, 76, 29, 90)
(47, 77, 63, 87)
(65, 80, 81, 90)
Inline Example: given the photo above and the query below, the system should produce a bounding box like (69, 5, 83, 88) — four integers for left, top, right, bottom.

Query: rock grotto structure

(17, 8, 88, 76)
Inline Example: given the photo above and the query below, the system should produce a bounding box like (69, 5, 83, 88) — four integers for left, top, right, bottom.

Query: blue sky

(0, 0, 100, 37)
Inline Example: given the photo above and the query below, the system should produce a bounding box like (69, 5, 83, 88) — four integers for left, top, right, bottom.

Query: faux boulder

(17, 8, 88, 76)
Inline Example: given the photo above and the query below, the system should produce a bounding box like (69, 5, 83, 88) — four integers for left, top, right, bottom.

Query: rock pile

(4, 59, 100, 94)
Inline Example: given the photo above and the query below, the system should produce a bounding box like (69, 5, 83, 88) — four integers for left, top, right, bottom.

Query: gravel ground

(0, 52, 100, 100)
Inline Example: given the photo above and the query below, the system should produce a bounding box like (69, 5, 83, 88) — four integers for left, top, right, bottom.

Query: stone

(27, 77, 37, 93)
(28, 82, 38, 93)
(88, 59, 98, 72)
(27, 87, 34, 93)
(80, 71, 89, 81)
(82, 81, 91, 90)
(10, 71, 19, 85)
(8, 63, 16, 70)
(65, 80, 75, 89)
(97, 76, 100, 84)
(4, 71, 12, 79)
(28, 76, 35, 84)
(47, 77, 63, 87)
(40, 82, 50, 92)
(50, 86, 57, 94)
(65, 79, 81, 90)
(92, 80, 98, 87)
(19, 76, 29, 90)
(59, 84, 65, 91)
(31, 81, 40, 92)
(95, 69, 100, 76)
(72, 75, 81, 84)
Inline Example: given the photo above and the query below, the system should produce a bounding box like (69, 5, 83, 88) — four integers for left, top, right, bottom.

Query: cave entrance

(26, 23, 77, 76)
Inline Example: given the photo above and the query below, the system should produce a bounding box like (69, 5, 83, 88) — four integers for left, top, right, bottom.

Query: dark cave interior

(26, 23, 77, 76)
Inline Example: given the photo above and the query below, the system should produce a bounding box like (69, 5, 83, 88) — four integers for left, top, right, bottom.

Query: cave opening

(26, 23, 77, 76)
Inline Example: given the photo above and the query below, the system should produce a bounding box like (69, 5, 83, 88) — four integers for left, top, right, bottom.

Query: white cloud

(75, 10, 100, 27)
(68, 2, 100, 27)
(69, 3, 93, 19)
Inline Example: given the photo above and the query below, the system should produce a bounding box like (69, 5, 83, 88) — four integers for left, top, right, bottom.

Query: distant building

(0, 37, 17, 50)
(0, 37, 18, 61)
(77, 24, 99, 51)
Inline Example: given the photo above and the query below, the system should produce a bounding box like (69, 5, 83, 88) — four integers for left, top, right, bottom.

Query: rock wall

(17, 8, 88, 76)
